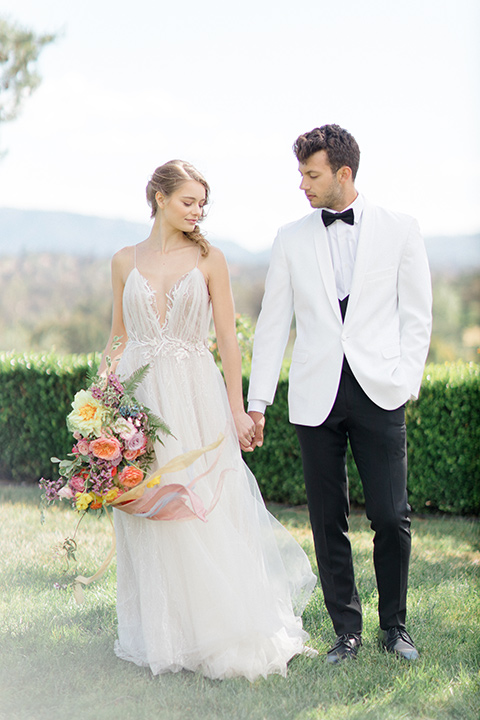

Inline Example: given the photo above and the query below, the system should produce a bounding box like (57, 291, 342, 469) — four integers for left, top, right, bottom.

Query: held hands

(233, 410, 256, 453)
(248, 411, 265, 450)
(232, 410, 265, 452)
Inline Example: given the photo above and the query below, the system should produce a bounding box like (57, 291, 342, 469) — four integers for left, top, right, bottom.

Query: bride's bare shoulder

(199, 245, 232, 291)
(112, 245, 136, 281)
(203, 244, 228, 270)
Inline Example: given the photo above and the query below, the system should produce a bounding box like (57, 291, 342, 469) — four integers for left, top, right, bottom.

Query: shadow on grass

(0, 564, 79, 592)
(0, 622, 438, 720)
(3, 617, 479, 720)
(1, 485, 479, 720)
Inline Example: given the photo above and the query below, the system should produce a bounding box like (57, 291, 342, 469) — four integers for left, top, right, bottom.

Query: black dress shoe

(379, 626, 419, 660)
(326, 633, 362, 664)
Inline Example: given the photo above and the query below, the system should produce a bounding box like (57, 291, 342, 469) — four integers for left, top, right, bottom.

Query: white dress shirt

(325, 193, 364, 300)
(248, 194, 364, 415)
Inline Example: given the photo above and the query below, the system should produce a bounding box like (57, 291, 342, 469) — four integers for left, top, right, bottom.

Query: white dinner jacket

(248, 199, 433, 426)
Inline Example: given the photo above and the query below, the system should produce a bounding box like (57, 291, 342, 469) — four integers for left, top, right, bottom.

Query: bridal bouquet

(40, 354, 225, 603)
(40, 363, 170, 514)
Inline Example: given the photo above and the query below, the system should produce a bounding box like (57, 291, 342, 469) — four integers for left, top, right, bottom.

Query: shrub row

(244, 362, 480, 515)
(0, 352, 478, 515)
(0, 352, 98, 483)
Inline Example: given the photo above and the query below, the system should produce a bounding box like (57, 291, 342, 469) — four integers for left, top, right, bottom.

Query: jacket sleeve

(397, 218, 433, 399)
(247, 231, 294, 408)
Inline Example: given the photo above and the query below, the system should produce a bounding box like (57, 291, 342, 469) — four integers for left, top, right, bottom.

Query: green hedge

(0, 353, 478, 515)
(405, 363, 480, 514)
(243, 362, 480, 515)
(0, 352, 99, 482)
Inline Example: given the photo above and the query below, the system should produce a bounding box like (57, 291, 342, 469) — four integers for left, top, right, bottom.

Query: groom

(248, 124, 432, 663)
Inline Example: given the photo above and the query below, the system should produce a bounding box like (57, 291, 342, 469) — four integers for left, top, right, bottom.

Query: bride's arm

(205, 247, 255, 452)
(98, 249, 130, 376)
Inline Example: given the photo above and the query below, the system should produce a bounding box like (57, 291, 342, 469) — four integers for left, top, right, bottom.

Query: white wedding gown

(114, 253, 316, 681)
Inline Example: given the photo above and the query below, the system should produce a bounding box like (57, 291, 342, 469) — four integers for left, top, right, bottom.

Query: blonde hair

(146, 160, 210, 256)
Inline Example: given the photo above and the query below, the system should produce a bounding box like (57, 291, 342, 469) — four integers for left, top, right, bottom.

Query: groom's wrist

(247, 400, 267, 415)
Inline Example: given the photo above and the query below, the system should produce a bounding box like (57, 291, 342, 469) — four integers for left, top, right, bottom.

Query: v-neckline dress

(113, 251, 316, 681)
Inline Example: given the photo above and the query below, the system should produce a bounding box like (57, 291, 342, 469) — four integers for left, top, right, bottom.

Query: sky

(0, 0, 479, 251)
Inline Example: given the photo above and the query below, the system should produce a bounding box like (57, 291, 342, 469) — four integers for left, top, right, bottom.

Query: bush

(244, 362, 480, 515)
(0, 352, 99, 482)
(0, 353, 478, 515)
(406, 362, 480, 514)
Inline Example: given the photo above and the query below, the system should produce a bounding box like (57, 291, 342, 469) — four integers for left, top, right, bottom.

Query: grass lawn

(0, 484, 479, 720)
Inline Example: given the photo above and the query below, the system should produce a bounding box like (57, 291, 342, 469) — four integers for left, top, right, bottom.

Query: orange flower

(90, 435, 122, 461)
(118, 465, 144, 488)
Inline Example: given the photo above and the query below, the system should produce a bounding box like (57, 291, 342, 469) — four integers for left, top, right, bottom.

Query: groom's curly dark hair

(293, 124, 360, 180)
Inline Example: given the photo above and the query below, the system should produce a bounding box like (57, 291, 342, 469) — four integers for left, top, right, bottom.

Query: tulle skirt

(114, 345, 316, 681)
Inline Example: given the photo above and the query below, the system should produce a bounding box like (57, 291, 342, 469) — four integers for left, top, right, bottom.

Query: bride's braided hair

(146, 160, 210, 256)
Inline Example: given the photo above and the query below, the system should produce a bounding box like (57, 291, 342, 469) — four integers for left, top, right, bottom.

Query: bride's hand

(232, 410, 256, 453)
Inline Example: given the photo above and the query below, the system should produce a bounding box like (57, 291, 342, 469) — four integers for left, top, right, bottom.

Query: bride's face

(158, 180, 206, 233)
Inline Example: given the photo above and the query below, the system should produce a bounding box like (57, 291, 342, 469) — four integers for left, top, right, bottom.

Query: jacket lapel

(345, 200, 375, 320)
(312, 211, 342, 320)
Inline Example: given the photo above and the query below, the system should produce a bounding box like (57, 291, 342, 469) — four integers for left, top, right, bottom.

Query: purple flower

(39, 477, 65, 503)
(91, 386, 104, 400)
(107, 374, 124, 395)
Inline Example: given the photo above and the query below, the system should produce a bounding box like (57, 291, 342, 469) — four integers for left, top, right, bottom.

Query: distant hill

(0, 207, 478, 272)
(424, 235, 480, 273)
(0, 208, 271, 266)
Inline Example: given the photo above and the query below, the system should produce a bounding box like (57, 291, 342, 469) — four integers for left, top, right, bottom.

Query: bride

(98, 159, 316, 681)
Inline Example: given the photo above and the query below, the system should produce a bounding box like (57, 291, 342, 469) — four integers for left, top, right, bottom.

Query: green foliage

(0, 351, 99, 481)
(406, 361, 480, 514)
(428, 272, 480, 363)
(0, 16, 56, 125)
(1, 353, 478, 515)
(244, 362, 480, 515)
(209, 314, 255, 373)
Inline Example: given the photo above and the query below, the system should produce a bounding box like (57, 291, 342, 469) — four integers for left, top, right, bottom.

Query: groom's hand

(248, 411, 265, 449)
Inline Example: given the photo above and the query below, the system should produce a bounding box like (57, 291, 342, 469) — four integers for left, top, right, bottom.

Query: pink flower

(124, 448, 141, 461)
(76, 439, 90, 455)
(90, 435, 122, 461)
(126, 432, 147, 453)
(70, 475, 86, 493)
(116, 418, 137, 441)
(58, 486, 74, 499)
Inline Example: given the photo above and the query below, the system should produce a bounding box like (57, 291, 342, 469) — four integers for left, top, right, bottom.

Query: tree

(0, 16, 55, 125)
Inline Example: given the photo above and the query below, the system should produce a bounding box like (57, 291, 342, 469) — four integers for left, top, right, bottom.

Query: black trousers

(295, 369, 411, 635)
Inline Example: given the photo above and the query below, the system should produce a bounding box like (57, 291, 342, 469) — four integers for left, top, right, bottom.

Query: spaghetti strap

(195, 247, 201, 268)
(134, 244, 137, 269)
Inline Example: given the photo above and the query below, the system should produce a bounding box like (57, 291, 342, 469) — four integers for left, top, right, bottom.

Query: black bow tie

(322, 208, 355, 227)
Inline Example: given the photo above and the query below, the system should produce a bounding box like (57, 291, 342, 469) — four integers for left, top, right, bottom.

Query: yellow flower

(105, 487, 120, 503)
(67, 390, 104, 437)
(89, 494, 103, 509)
(147, 474, 162, 488)
(75, 492, 94, 511)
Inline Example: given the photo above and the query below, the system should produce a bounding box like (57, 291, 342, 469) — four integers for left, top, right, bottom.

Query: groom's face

(298, 150, 344, 211)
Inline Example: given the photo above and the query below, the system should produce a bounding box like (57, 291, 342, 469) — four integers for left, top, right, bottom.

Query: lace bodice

(122, 267, 211, 360)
